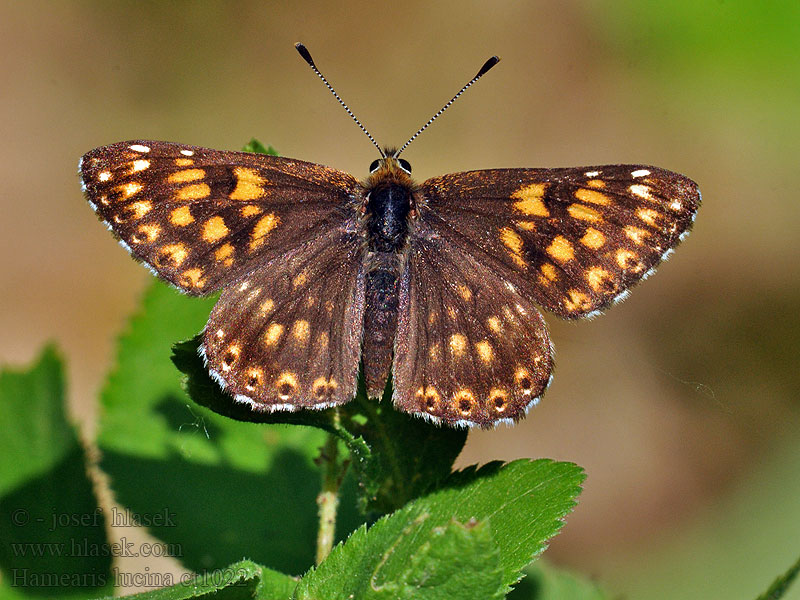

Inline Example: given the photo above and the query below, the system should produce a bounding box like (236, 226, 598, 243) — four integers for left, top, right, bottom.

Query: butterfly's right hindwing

(393, 220, 554, 427)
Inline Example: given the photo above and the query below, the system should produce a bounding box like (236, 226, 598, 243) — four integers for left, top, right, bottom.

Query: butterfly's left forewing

(80, 141, 362, 294)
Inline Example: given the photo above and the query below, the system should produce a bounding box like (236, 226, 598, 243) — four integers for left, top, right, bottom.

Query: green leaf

(173, 336, 467, 514)
(97, 282, 338, 576)
(755, 555, 800, 600)
(0, 346, 112, 598)
(94, 560, 296, 599)
(242, 138, 278, 156)
(508, 562, 610, 599)
(391, 518, 504, 600)
(295, 459, 585, 599)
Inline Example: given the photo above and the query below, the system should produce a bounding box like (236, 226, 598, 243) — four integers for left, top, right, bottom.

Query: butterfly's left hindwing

(202, 224, 366, 410)
(80, 141, 361, 295)
(419, 165, 700, 318)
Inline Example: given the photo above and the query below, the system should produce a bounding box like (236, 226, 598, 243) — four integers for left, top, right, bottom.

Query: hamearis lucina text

(79, 43, 700, 428)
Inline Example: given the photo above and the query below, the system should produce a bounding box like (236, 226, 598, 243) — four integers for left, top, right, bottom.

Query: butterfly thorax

(361, 156, 418, 397)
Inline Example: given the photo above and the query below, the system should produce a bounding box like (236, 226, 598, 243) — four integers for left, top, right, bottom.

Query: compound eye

(369, 159, 381, 173)
(398, 158, 412, 174)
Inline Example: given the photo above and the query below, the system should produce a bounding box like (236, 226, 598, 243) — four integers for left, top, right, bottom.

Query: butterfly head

(365, 148, 415, 190)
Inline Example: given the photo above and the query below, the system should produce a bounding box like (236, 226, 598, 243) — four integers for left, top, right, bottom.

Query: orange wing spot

(636, 208, 661, 227)
(475, 340, 494, 363)
(629, 184, 653, 200)
(615, 248, 641, 271)
(245, 368, 264, 391)
(546, 235, 575, 262)
(202, 216, 229, 243)
(116, 182, 142, 199)
(516, 220, 537, 231)
(428, 342, 441, 361)
(489, 388, 510, 412)
(317, 331, 329, 350)
(230, 166, 268, 200)
(564, 289, 593, 313)
(540, 262, 558, 281)
(98, 170, 112, 182)
(500, 227, 527, 268)
(511, 182, 549, 217)
(174, 158, 194, 167)
(454, 389, 476, 415)
(456, 285, 472, 301)
(575, 188, 610, 205)
(515, 367, 535, 395)
(168, 168, 205, 184)
(449, 333, 468, 357)
(215, 242, 234, 266)
(220, 344, 240, 372)
(581, 227, 606, 249)
(259, 298, 274, 314)
(586, 266, 613, 292)
(567, 203, 602, 222)
(241, 205, 263, 217)
(170, 205, 194, 226)
(416, 385, 441, 411)
(487, 316, 502, 334)
(176, 183, 211, 200)
(312, 377, 337, 400)
(624, 225, 649, 245)
(130, 159, 150, 173)
(275, 372, 298, 400)
(129, 200, 152, 219)
(292, 319, 310, 343)
(250, 213, 280, 250)
(156, 243, 188, 267)
(585, 179, 606, 188)
(133, 223, 160, 243)
(179, 268, 205, 289)
(292, 270, 308, 288)
(264, 323, 284, 346)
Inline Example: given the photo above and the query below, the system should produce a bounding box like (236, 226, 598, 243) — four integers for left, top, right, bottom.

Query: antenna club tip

(295, 42, 315, 67)
(476, 56, 500, 78)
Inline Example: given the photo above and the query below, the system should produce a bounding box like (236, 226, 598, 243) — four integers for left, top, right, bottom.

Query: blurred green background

(1, 1, 798, 598)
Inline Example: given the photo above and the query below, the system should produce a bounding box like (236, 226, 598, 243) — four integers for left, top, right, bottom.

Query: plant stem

(315, 427, 345, 565)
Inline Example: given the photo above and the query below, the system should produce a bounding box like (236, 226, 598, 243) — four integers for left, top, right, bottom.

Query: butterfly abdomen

(362, 179, 414, 397)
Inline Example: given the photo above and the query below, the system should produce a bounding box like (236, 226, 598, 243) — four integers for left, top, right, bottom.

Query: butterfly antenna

(394, 55, 500, 158)
(295, 43, 385, 158)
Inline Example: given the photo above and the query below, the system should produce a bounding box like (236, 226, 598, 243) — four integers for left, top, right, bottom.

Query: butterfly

(79, 44, 700, 428)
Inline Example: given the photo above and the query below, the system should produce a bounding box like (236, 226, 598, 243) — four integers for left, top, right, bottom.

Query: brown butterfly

(79, 44, 700, 428)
